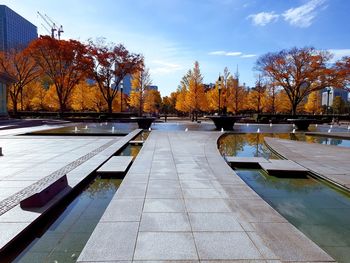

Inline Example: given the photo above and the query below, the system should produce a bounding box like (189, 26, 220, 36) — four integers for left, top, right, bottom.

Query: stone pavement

(265, 137, 350, 189)
(0, 129, 141, 252)
(78, 131, 334, 262)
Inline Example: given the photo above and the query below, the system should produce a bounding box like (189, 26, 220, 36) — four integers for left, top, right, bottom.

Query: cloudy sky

(3, 0, 350, 95)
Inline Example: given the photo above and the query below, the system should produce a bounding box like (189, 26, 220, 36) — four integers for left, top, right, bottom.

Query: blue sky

(3, 0, 350, 96)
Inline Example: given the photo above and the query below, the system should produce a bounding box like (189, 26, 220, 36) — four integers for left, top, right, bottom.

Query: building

(0, 5, 37, 51)
(118, 74, 132, 95)
(146, 85, 158, 91)
(321, 87, 349, 107)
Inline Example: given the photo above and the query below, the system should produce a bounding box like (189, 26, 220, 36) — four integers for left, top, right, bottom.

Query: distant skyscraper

(119, 74, 132, 95)
(147, 85, 158, 91)
(321, 87, 349, 106)
(0, 5, 37, 51)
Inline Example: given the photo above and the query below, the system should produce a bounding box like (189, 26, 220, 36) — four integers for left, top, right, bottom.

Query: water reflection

(14, 177, 121, 263)
(218, 133, 350, 263)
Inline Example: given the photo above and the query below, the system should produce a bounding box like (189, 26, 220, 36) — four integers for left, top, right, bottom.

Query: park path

(265, 136, 350, 189)
(78, 131, 333, 262)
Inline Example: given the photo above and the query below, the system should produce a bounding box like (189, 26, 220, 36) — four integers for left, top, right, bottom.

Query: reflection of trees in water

(305, 135, 342, 146)
(219, 133, 277, 158)
(218, 134, 245, 156)
(83, 178, 122, 199)
(238, 169, 321, 195)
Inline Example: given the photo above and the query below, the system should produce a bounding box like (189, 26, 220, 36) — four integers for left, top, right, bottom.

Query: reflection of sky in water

(237, 169, 350, 263)
(218, 133, 350, 159)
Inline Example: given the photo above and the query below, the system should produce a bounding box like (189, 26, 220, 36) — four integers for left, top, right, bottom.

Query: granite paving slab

(78, 131, 335, 262)
(259, 159, 308, 174)
(225, 156, 270, 164)
(96, 156, 133, 175)
(265, 137, 350, 189)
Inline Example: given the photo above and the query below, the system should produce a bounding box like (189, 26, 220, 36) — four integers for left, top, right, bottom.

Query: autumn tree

(304, 91, 321, 114)
(265, 83, 279, 114)
(335, 56, 350, 90)
(227, 76, 247, 114)
(0, 47, 40, 114)
(87, 39, 143, 114)
(256, 47, 338, 115)
(219, 67, 231, 114)
(332, 96, 345, 114)
(247, 76, 267, 113)
(185, 61, 207, 121)
(71, 82, 96, 111)
(175, 72, 190, 114)
(161, 94, 177, 115)
(129, 67, 152, 116)
(144, 89, 162, 114)
(28, 36, 91, 114)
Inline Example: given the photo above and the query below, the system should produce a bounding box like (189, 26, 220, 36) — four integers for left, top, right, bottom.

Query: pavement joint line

(0, 138, 120, 216)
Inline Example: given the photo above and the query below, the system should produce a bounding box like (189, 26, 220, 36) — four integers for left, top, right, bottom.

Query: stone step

(97, 156, 133, 177)
(259, 159, 308, 176)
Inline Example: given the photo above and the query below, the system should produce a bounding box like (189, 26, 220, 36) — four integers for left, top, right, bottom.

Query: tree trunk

(291, 103, 298, 116)
(107, 100, 113, 114)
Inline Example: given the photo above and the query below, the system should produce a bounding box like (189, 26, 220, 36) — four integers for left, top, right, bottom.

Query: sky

(3, 0, 350, 96)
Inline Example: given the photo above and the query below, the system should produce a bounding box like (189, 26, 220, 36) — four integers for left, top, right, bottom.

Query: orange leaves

(27, 36, 90, 113)
(256, 47, 337, 115)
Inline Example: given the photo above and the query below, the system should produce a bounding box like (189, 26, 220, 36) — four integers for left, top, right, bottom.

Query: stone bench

(20, 175, 68, 208)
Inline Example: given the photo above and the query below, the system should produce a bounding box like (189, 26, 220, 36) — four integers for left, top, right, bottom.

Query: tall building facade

(321, 87, 349, 107)
(0, 5, 37, 51)
(0, 6, 37, 115)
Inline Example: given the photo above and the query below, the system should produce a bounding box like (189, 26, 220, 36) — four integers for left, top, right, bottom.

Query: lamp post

(120, 86, 123, 112)
(326, 87, 331, 115)
(218, 76, 222, 115)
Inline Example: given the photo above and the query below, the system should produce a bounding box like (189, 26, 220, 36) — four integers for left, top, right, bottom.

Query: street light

(120, 85, 123, 112)
(218, 76, 222, 115)
(326, 87, 331, 115)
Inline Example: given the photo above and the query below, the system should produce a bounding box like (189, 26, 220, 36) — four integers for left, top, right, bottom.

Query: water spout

(292, 129, 296, 134)
(257, 128, 260, 133)
(111, 126, 115, 133)
(269, 123, 272, 127)
(185, 128, 188, 132)
(74, 126, 78, 133)
(246, 123, 249, 126)
(84, 125, 88, 130)
(330, 125, 333, 129)
(328, 129, 331, 133)
(221, 128, 224, 133)
(148, 127, 152, 131)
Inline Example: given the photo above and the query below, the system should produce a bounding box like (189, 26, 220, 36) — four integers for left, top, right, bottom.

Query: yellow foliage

(144, 90, 162, 113)
(304, 91, 321, 114)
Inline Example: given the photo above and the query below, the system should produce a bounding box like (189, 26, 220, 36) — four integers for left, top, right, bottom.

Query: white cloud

(208, 51, 257, 58)
(282, 0, 327, 28)
(241, 54, 257, 58)
(247, 11, 279, 26)
(226, 52, 242, 56)
(149, 60, 183, 75)
(208, 51, 242, 56)
(208, 51, 227, 55)
(328, 49, 350, 61)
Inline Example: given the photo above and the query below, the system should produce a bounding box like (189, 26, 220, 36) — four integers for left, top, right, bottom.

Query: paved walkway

(265, 137, 350, 189)
(78, 131, 334, 262)
(0, 129, 141, 252)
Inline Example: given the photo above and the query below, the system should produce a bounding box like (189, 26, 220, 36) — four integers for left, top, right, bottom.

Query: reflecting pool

(14, 177, 121, 263)
(218, 134, 350, 263)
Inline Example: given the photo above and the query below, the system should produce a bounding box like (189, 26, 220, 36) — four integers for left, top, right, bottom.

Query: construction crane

(44, 14, 64, 40)
(37, 11, 64, 39)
